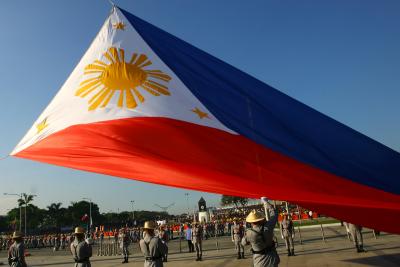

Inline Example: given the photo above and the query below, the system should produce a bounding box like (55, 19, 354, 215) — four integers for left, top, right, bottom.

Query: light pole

(130, 200, 135, 225)
(83, 198, 92, 233)
(24, 194, 37, 236)
(3, 193, 22, 232)
(185, 193, 189, 216)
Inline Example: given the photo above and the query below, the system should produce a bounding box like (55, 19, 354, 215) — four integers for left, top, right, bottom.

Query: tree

(67, 201, 101, 226)
(221, 195, 249, 209)
(18, 193, 37, 234)
(17, 193, 35, 208)
(45, 202, 67, 228)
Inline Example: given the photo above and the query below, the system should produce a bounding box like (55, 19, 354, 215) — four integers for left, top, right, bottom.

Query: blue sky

(0, 0, 399, 215)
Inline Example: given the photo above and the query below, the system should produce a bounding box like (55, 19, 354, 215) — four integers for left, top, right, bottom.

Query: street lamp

(83, 198, 92, 233)
(23, 194, 37, 236)
(130, 200, 135, 224)
(3, 193, 22, 232)
(185, 193, 190, 216)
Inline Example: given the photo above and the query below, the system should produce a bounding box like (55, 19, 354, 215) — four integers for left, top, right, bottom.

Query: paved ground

(1, 225, 399, 266)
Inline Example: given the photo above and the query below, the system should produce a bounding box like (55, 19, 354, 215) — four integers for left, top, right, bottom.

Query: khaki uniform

(191, 224, 203, 261)
(347, 223, 364, 252)
(280, 218, 295, 255)
(158, 229, 168, 262)
(119, 232, 130, 263)
(139, 233, 167, 267)
(231, 223, 245, 259)
(70, 239, 92, 267)
(242, 203, 280, 267)
(8, 242, 27, 267)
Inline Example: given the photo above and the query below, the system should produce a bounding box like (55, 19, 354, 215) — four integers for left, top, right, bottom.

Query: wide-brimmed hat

(246, 210, 265, 223)
(12, 231, 23, 239)
(143, 221, 156, 230)
(74, 227, 85, 234)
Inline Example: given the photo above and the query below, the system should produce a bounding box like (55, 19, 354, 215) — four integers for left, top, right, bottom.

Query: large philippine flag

(12, 6, 400, 233)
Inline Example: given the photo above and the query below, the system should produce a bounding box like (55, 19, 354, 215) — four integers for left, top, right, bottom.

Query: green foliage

(221, 195, 249, 208)
(1, 198, 173, 233)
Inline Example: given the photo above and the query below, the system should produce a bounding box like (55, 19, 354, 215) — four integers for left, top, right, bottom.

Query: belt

(251, 242, 275, 255)
(145, 256, 162, 261)
(74, 258, 90, 263)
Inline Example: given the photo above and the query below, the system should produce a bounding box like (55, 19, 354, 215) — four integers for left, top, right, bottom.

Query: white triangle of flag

(12, 7, 235, 155)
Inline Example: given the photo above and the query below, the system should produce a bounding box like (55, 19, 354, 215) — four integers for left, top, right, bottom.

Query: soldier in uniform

(119, 228, 130, 263)
(280, 214, 295, 256)
(7, 231, 27, 267)
(347, 223, 365, 253)
(185, 224, 194, 253)
(158, 226, 169, 262)
(191, 222, 203, 261)
(242, 197, 280, 267)
(139, 221, 167, 267)
(70, 227, 92, 267)
(231, 218, 245, 259)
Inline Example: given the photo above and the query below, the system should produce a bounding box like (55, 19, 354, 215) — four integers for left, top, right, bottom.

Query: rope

(0, 155, 9, 161)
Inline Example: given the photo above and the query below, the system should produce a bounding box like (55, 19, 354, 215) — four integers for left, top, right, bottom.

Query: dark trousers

(187, 240, 194, 252)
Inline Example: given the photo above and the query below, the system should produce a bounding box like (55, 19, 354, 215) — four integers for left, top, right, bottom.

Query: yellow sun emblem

(76, 47, 171, 111)
(113, 22, 125, 30)
(36, 118, 49, 133)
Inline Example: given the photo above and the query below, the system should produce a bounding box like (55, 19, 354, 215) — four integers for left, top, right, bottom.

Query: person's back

(8, 232, 27, 267)
(185, 228, 192, 241)
(70, 227, 92, 267)
(139, 222, 167, 267)
(242, 198, 280, 267)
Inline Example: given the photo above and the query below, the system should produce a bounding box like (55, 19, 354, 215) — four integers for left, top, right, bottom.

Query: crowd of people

(2, 199, 368, 267)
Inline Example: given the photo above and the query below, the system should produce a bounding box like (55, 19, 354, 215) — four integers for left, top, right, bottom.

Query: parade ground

(1, 224, 399, 267)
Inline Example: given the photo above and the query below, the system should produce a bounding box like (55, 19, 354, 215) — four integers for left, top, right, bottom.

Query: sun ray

(103, 51, 115, 63)
(79, 77, 99, 86)
(138, 60, 152, 68)
(84, 70, 103, 75)
(80, 84, 101, 98)
(129, 53, 138, 64)
(132, 87, 145, 103)
(84, 64, 106, 72)
(119, 49, 125, 62)
(94, 60, 108, 66)
(144, 80, 170, 95)
(108, 47, 120, 63)
(76, 79, 102, 96)
(89, 88, 112, 111)
(133, 54, 148, 67)
(125, 89, 137, 108)
(89, 87, 108, 104)
(118, 90, 124, 107)
(142, 86, 161, 96)
(100, 90, 116, 108)
(146, 72, 171, 82)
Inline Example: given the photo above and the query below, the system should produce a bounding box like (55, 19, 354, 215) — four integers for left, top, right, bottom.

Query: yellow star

(191, 107, 210, 119)
(36, 118, 48, 134)
(113, 22, 125, 30)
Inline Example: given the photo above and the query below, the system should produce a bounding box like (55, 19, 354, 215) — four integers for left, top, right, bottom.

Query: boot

(291, 249, 295, 256)
(287, 248, 291, 256)
(237, 252, 241, 259)
(241, 252, 245, 259)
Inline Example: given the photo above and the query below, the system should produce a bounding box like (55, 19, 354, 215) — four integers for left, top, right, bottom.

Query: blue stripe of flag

(120, 7, 400, 195)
